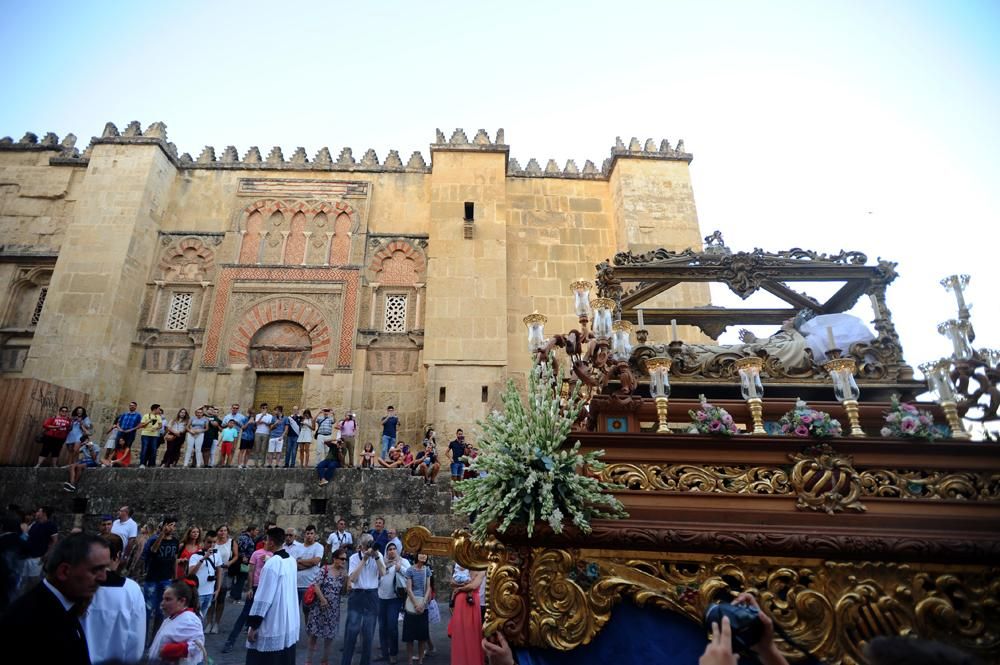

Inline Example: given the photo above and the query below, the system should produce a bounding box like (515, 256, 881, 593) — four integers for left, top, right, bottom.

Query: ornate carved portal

(404, 527, 1000, 665)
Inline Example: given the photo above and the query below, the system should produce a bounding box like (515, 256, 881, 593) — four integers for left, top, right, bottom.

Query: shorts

(221, 442, 234, 456)
(239, 437, 255, 451)
(105, 435, 118, 450)
(120, 431, 137, 446)
(199, 593, 214, 617)
(40, 435, 63, 458)
(81, 460, 100, 468)
(450, 462, 465, 477)
(267, 438, 283, 453)
(201, 437, 215, 453)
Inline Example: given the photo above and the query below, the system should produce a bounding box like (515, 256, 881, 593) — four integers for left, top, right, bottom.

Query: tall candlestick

(826, 326, 836, 350)
(952, 276, 967, 311)
(671, 319, 679, 342)
(637, 308, 644, 329)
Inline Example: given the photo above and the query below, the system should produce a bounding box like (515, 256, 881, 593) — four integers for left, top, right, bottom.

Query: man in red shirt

(36, 406, 71, 467)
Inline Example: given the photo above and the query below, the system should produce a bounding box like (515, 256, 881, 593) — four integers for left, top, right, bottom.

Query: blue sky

(2, 0, 998, 372)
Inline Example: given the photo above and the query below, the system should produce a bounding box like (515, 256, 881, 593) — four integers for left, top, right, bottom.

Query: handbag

(395, 568, 408, 599)
(427, 598, 441, 624)
(304, 566, 326, 606)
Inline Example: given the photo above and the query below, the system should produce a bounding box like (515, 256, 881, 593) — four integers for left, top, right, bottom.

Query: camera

(704, 602, 763, 652)
(207, 575, 216, 582)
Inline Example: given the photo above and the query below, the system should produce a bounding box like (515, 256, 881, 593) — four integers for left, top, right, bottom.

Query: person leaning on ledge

(0, 532, 111, 665)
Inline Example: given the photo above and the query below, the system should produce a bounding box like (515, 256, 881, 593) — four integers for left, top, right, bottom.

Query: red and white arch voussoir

(228, 298, 332, 364)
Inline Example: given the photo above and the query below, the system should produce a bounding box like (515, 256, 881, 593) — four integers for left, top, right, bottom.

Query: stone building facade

(0, 124, 706, 450)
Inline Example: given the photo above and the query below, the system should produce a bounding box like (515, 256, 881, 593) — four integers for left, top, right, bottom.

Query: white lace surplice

(248, 551, 301, 652)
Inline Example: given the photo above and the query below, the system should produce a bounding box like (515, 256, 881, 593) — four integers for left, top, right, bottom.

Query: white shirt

(254, 413, 274, 435)
(215, 538, 234, 571)
(42, 579, 74, 611)
(189, 550, 224, 597)
(348, 551, 381, 590)
(377, 556, 410, 600)
(83, 573, 146, 664)
(111, 518, 138, 545)
(295, 541, 325, 588)
(326, 530, 353, 552)
(284, 540, 304, 560)
(248, 551, 299, 653)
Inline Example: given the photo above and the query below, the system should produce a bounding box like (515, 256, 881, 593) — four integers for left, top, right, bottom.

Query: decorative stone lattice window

(165, 292, 194, 331)
(30, 288, 47, 326)
(384, 294, 407, 333)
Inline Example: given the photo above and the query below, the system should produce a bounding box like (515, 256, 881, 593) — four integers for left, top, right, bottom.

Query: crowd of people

(0, 505, 491, 665)
(34, 401, 480, 496)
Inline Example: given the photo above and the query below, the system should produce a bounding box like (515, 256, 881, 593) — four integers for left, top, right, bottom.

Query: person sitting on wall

(64, 434, 101, 493)
(102, 435, 132, 468)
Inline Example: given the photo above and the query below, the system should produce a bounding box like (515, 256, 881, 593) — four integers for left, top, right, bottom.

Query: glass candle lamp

(570, 280, 592, 320)
(522, 313, 548, 353)
(823, 357, 864, 437)
(937, 319, 974, 362)
(919, 359, 970, 440)
(590, 298, 616, 341)
(940, 274, 971, 316)
(610, 320, 633, 362)
(645, 357, 672, 433)
(733, 357, 767, 435)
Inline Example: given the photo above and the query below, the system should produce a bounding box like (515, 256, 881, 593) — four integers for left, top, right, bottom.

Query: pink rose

(902, 403, 919, 415)
(919, 415, 930, 425)
(781, 424, 790, 433)
(722, 414, 734, 425)
(886, 412, 899, 423)
(900, 417, 918, 432)
(800, 415, 813, 424)
(709, 421, 723, 432)
(795, 424, 810, 437)
(696, 411, 708, 421)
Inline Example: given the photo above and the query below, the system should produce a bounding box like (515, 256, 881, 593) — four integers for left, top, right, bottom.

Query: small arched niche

(248, 320, 312, 369)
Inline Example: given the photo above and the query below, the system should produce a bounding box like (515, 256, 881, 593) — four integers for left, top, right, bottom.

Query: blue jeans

(450, 461, 465, 477)
(143, 578, 172, 622)
(284, 434, 299, 467)
(378, 596, 404, 658)
(225, 592, 253, 647)
(380, 435, 396, 458)
(140, 435, 159, 466)
(317, 458, 339, 481)
(342, 589, 378, 665)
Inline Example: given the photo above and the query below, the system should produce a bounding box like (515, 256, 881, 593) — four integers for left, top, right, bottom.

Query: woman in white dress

(297, 409, 315, 468)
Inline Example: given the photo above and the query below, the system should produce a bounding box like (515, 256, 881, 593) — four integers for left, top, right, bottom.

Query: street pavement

(206, 596, 453, 665)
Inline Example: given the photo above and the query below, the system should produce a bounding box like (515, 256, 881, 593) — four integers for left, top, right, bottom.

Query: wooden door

(252, 373, 303, 411)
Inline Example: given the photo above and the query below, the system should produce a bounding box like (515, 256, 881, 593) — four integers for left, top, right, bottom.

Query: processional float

(405, 234, 1000, 664)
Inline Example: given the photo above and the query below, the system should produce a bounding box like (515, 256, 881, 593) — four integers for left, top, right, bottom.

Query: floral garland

(881, 394, 940, 441)
(688, 395, 739, 436)
(779, 399, 842, 438)
(453, 359, 627, 540)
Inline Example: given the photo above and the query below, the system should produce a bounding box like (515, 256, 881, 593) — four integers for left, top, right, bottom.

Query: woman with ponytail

(147, 577, 206, 664)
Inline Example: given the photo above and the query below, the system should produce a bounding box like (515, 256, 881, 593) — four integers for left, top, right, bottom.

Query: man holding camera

(188, 529, 224, 620)
(342, 533, 385, 665)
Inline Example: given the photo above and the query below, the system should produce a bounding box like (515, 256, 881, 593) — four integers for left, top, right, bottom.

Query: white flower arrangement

(454, 359, 627, 540)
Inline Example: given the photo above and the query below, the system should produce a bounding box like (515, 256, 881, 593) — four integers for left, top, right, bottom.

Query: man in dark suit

(0, 532, 111, 665)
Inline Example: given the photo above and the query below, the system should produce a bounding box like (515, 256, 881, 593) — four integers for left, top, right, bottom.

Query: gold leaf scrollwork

(790, 445, 866, 514)
(529, 549, 598, 650)
(601, 463, 791, 494)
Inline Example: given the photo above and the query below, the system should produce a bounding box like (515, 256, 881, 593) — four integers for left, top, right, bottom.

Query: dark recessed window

(482, 386, 489, 402)
(72, 498, 88, 514)
(439, 386, 447, 402)
(464, 202, 475, 221)
(310, 498, 327, 514)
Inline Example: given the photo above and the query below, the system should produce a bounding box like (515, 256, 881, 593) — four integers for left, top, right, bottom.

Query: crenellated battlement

(0, 122, 692, 179)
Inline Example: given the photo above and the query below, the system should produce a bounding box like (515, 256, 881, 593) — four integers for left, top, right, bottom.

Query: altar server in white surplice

(247, 526, 301, 665)
(83, 533, 146, 664)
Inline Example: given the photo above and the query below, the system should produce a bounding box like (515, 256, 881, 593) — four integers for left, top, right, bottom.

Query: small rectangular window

(439, 386, 446, 402)
(310, 498, 327, 514)
(481, 386, 489, 402)
(384, 294, 408, 333)
(165, 292, 194, 331)
(464, 202, 475, 221)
